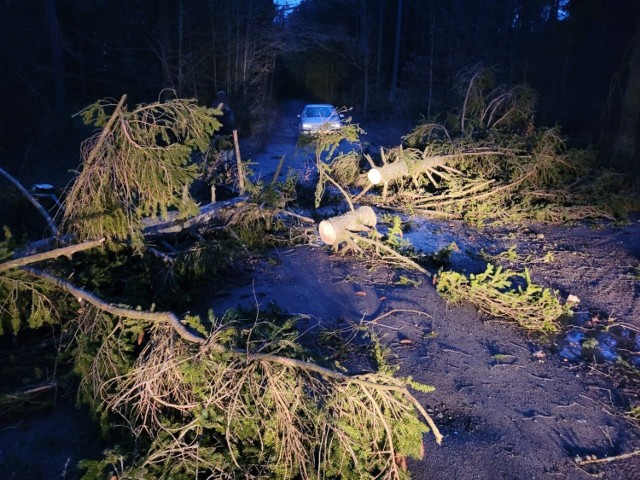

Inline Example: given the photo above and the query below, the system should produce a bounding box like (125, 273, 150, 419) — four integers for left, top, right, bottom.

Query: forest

(0, 0, 639, 170)
(1, 0, 640, 479)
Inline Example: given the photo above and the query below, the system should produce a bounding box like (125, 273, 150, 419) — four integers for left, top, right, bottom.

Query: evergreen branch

(21, 266, 442, 445)
(22, 267, 207, 345)
(23, 267, 443, 454)
(85, 94, 127, 165)
(354, 235, 430, 276)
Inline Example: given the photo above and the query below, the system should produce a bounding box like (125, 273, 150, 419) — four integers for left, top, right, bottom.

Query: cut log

(142, 197, 314, 237)
(318, 206, 377, 246)
(367, 155, 452, 186)
(367, 160, 410, 186)
(142, 197, 249, 235)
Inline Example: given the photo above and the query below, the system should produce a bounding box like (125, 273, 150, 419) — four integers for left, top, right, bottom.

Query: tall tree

(612, 14, 640, 172)
(45, 0, 65, 121)
(388, 0, 403, 102)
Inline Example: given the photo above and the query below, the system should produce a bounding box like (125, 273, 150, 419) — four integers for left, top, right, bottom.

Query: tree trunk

(612, 15, 640, 171)
(367, 158, 409, 186)
(388, 0, 403, 102)
(367, 153, 470, 187)
(177, 0, 185, 95)
(427, 6, 435, 119)
(375, 0, 384, 97)
(158, 0, 174, 89)
(318, 206, 377, 246)
(209, 1, 219, 94)
(367, 151, 496, 198)
(362, 0, 369, 116)
(45, 0, 65, 120)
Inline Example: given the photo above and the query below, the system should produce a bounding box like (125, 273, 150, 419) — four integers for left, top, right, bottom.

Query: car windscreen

(303, 106, 335, 118)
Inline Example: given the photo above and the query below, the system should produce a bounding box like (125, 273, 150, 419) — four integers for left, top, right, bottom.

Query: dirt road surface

(218, 104, 640, 479)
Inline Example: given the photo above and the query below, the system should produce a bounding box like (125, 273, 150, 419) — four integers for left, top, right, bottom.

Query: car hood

(302, 116, 340, 124)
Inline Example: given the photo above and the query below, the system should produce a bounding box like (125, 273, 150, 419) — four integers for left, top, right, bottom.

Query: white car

(297, 104, 343, 135)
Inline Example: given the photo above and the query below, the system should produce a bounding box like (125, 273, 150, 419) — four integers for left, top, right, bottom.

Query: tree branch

(85, 94, 127, 165)
(0, 166, 59, 237)
(22, 267, 208, 345)
(0, 238, 105, 273)
(21, 266, 443, 445)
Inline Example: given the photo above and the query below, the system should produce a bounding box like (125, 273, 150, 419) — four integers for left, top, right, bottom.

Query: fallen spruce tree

(363, 67, 638, 223)
(359, 126, 637, 225)
(0, 94, 441, 479)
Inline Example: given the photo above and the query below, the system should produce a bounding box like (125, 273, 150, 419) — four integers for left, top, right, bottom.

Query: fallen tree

(1, 243, 441, 478)
(359, 125, 640, 225)
(0, 94, 441, 479)
(366, 146, 499, 199)
(356, 67, 640, 224)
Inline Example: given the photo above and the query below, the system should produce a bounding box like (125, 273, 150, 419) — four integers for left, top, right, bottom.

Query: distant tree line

(0, 0, 281, 144)
(284, 0, 640, 170)
(0, 0, 638, 170)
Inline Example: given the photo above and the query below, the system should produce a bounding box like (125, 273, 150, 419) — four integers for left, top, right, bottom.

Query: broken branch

(0, 238, 105, 273)
(0, 166, 60, 237)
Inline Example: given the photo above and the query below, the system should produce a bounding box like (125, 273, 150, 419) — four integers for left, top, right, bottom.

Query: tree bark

(318, 206, 377, 246)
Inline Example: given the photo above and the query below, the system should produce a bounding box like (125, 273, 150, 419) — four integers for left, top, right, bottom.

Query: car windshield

(303, 106, 335, 118)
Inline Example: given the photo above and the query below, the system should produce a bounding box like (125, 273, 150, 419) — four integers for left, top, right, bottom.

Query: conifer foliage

(63, 95, 222, 246)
